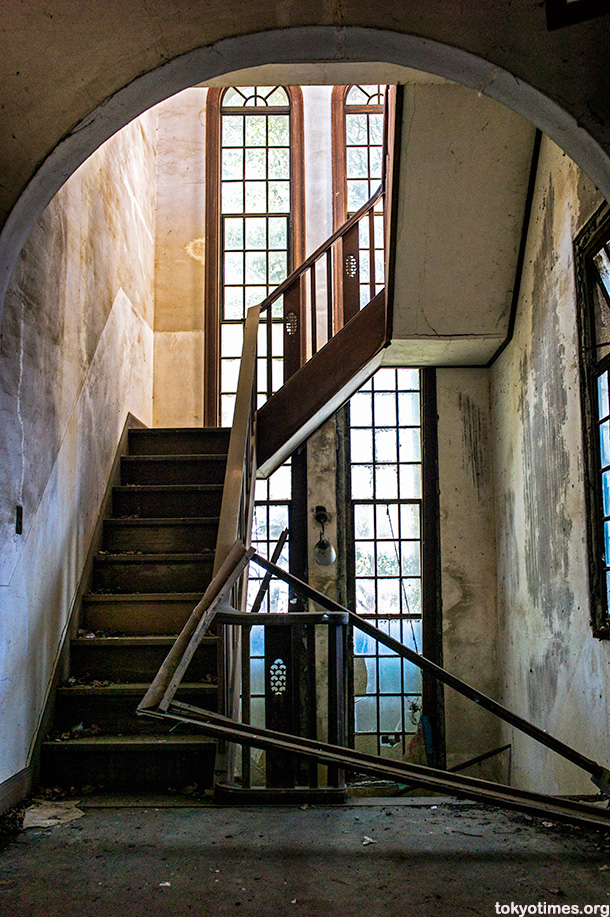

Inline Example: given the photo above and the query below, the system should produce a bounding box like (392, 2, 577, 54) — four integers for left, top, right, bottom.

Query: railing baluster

(310, 264, 317, 355)
(369, 208, 375, 303)
(326, 250, 333, 343)
(266, 306, 273, 402)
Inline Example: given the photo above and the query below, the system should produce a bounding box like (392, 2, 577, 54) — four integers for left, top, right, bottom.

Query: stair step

(82, 593, 203, 635)
(120, 455, 227, 486)
(54, 683, 217, 735)
(112, 485, 223, 518)
(93, 553, 215, 593)
(40, 735, 217, 792)
(70, 636, 217, 682)
(128, 427, 230, 456)
(103, 517, 220, 554)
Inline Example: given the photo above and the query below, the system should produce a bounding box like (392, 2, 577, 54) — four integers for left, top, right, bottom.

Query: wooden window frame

(575, 202, 610, 639)
(204, 86, 305, 426)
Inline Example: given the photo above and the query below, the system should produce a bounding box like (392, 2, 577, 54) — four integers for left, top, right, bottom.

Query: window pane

(347, 147, 369, 178)
(245, 115, 266, 146)
(375, 503, 398, 539)
(354, 504, 374, 538)
(268, 115, 289, 146)
(346, 114, 368, 145)
(224, 218, 244, 250)
(354, 696, 377, 733)
(223, 288, 244, 320)
(402, 581, 422, 617)
(401, 541, 421, 576)
(351, 428, 373, 463)
(399, 427, 421, 462)
(379, 696, 402, 733)
(222, 115, 243, 146)
(268, 181, 290, 212)
(222, 148, 243, 180)
(352, 464, 374, 499)
(599, 371, 610, 419)
(268, 217, 287, 250)
(374, 392, 397, 426)
(268, 148, 289, 179)
(245, 148, 266, 180)
(347, 180, 369, 212)
(375, 464, 398, 499)
(355, 541, 375, 576)
(245, 251, 267, 284)
(222, 182, 243, 213)
(350, 392, 372, 426)
(378, 657, 401, 693)
(600, 420, 610, 468)
(400, 504, 420, 539)
(399, 464, 422, 499)
(398, 392, 420, 426)
(245, 181, 266, 213)
(224, 252, 243, 284)
(355, 578, 375, 616)
(375, 428, 397, 462)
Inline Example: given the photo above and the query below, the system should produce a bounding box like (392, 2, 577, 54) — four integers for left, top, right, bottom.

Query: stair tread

(83, 592, 202, 602)
(106, 517, 220, 525)
(130, 427, 230, 434)
(43, 735, 216, 747)
(95, 552, 215, 562)
(122, 455, 227, 462)
(114, 484, 223, 491)
(57, 682, 216, 695)
(71, 636, 216, 646)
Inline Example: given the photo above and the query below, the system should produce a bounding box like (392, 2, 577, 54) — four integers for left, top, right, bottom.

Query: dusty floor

(0, 797, 609, 917)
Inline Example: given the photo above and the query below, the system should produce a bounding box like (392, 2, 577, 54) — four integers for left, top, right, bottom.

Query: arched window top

(222, 86, 290, 109)
(346, 84, 385, 107)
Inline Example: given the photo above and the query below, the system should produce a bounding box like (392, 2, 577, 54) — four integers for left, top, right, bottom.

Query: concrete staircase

(40, 427, 230, 793)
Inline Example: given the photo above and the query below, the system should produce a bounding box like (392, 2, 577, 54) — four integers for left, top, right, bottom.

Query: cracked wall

(492, 136, 610, 794)
(0, 113, 156, 789)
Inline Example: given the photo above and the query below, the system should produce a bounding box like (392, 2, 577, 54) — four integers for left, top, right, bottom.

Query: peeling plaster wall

(492, 137, 609, 794)
(0, 114, 156, 786)
(437, 369, 502, 780)
(153, 89, 207, 426)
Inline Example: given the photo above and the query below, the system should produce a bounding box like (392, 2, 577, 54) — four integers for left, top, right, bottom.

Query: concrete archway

(1, 25, 609, 317)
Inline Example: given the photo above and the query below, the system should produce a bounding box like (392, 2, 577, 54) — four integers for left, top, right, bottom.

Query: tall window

(348, 368, 424, 759)
(332, 84, 386, 309)
(204, 85, 304, 425)
(576, 206, 610, 638)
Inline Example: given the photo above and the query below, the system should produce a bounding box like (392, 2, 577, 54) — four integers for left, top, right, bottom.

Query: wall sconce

(313, 505, 336, 566)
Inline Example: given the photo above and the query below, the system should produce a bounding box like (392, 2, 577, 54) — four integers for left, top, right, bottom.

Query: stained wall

(492, 136, 610, 794)
(0, 113, 157, 792)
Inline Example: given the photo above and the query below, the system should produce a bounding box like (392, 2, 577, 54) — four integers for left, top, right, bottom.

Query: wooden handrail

(258, 183, 384, 315)
(214, 304, 260, 574)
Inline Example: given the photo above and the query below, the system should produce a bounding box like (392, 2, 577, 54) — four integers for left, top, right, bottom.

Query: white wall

(0, 113, 157, 790)
(492, 136, 610, 794)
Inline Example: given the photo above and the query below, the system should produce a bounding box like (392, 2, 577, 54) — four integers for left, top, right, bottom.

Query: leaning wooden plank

(138, 541, 252, 711)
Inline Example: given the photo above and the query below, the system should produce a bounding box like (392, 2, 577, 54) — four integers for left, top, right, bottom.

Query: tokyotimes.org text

(495, 905, 610, 916)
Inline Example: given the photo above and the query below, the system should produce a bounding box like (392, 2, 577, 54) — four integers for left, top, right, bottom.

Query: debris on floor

(23, 800, 85, 829)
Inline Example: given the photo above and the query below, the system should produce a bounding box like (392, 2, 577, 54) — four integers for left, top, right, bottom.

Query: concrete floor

(0, 797, 609, 916)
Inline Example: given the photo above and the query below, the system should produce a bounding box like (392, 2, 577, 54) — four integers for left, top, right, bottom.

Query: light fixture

(313, 505, 336, 566)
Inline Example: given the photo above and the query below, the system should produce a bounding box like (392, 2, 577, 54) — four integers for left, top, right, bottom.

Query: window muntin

(349, 368, 424, 760)
(343, 84, 386, 308)
(219, 86, 291, 425)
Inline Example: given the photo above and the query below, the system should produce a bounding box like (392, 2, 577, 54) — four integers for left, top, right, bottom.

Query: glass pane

(600, 420, 610, 468)
(351, 428, 373, 463)
(355, 581, 376, 619)
(376, 543, 399, 577)
(403, 660, 422, 694)
(224, 252, 243, 284)
(379, 696, 402, 733)
(268, 115, 289, 146)
(374, 214, 384, 249)
(354, 504, 374, 538)
(402, 617, 422, 652)
(245, 251, 267, 284)
(354, 624, 377, 654)
(375, 464, 398, 499)
(223, 288, 244, 320)
(222, 115, 243, 146)
(246, 286, 267, 308)
(347, 180, 369, 212)
(221, 359, 240, 394)
(352, 464, 374, 499)
(398, 392, 420, 426)
(222, 148, 243, 180)
(375, 428, 397, 463)
(221, 394, 235, 426)
(402, 581, 422, 617)
(224, 218, 244, 250)
(350, 392, 372, 426)
(377, 578, 400, 615)
(250, 658, 265, 695)
(268, 217, 287, 250)
(359, 250, 370, 283)
(245, 148, 266, 180)
(251, 697, 265, 729)
(399, 427, 421, 462)
(374, 392, 397, 426)
(245, 181, 266, 213)
(369, 113, 384, 145)
(265, 87, 289, 106)
(346, 85, 369, 105)
(268, 503, 289, 539)
(245, 115, 266, 146)
(347, 147, 369, 178)
(603, 470, 610, 516)
(399, 464, 422, 499)
(397, 368, 420, 390)
(400, 504, 420, 539)
(346, 113, 368, 145)
(221, 323, 243, 358)
(605, 521, 610, 565)
(354, 657, 377, 694)
(379, 657, 401, 693)
(369, 146, 382, 179)
(599, 371, 610, 420)
(245, 217, 266, 250)
(373, 368, 396, 390)
(401, 541, 421, 576)
(268, 181, 290, 212)
(355, 541, 375, 576)
(250, 624, 264, 655)
(268, 148, 289, 179)
(354, 696, 377, 733)
(268, 251, 287, 284)
(376, 503, 398, 539)
(268, 464, 291, 500)
(221, 182, 243, 213)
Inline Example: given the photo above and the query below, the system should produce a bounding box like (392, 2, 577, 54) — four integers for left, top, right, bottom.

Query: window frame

(204, 86, 305, 426)
(575, 202, 610, 639)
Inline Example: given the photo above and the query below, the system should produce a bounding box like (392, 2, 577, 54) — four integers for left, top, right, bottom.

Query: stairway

(40, 427, 230, 794)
